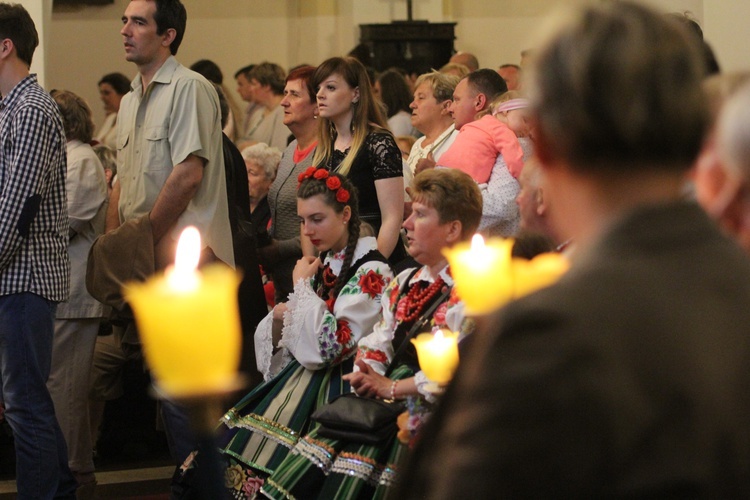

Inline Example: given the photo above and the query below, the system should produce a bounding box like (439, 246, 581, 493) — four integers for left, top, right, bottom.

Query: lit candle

(511, 253, 570, 299)
(411, 329, 460, 385)
(443, 234, 514, 315)
(125, 227, 242, 397)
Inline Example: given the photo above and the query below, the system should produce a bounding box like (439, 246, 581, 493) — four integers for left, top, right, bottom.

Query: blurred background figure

(376, 68, 419, 137)
(94, 72, 130, 150)
(48, 89, 108, 500)
(191, 58, 243, 142)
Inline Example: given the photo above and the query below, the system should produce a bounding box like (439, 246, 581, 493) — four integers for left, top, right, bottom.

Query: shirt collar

(411, 264, 454, 286)
(131, 55, 179, 95)
(0, 74, 37, 111)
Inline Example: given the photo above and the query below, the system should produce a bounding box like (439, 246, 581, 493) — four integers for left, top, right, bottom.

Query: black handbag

(311, 279, 452, 445)
(312, 393, 405, 444)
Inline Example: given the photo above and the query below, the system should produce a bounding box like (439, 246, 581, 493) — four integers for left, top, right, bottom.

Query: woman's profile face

(409, 81, 446, 133)
(99, 83, 123, 114)
(298, 194, 350, 254)
(402, 200, 453, 267)
(316, 73, 359, 123)
(281, 78, 317, 128)
(245, 160, 273, 203)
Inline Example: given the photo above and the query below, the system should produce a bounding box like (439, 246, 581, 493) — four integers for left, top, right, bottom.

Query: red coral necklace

(396, 278, 446, 323)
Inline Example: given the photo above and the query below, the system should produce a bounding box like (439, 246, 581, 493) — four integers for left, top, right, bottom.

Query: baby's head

(491, 91, 531, 137)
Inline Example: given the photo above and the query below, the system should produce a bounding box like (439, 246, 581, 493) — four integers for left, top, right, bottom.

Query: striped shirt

(0, 74, 69, 301)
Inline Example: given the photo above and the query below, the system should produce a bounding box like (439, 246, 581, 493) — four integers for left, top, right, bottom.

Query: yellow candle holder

(411, 329, 460, 386)
(125, 228, 243, 399)
(443, 234, 514, 315)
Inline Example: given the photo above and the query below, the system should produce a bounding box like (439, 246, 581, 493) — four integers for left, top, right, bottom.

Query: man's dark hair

(190, 59, 223, 84)
(0, 3, 38, 67)
(153, 0, 186, 56)
(466, 68, 508, 103)
(98, 72, 131, 95)
(234, 64, 255, 80)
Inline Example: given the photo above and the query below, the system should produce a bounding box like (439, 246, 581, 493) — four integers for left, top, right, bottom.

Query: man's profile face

(236, 73, 254, 102)
(450, 78, 478, 130)
(120, 0, 167, 67)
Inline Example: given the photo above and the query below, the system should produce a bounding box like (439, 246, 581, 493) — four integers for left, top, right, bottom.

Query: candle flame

(434, 329, 446, 341)
(167, 226, 201, 291)
(175, 226, 201, 273)
(470, 233, 485, 251)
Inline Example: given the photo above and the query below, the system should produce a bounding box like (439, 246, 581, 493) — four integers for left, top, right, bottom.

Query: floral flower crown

(297, 167, 351, 203)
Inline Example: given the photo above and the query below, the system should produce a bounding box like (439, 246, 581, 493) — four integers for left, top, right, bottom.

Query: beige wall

(45, 0, 748, 130)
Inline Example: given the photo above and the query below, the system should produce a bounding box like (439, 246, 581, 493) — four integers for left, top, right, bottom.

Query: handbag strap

(383, 283, 452, 378)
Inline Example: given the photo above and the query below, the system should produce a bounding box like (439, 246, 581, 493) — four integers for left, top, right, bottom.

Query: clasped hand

(343, 359, 391, 399)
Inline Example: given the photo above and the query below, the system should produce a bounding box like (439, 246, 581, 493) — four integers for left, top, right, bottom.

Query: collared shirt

(0, 74, 69, 301)
(116, 56, 234, 266)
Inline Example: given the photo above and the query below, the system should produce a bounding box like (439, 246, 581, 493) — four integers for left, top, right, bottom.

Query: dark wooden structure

(359, 21, 456, 75)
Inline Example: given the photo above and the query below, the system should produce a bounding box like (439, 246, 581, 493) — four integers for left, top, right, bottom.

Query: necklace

(396, 277, 446, 323)
(321, 265, 337, 289)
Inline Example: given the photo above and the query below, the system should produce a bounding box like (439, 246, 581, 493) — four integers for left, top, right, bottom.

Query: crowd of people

(2, 0, 750, 498)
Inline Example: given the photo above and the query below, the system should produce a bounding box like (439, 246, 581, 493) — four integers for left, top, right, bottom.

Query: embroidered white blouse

(255, 236, 393, 380)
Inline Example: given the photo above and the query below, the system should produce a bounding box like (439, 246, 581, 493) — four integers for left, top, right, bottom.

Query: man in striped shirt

(0, 4, 76, 498)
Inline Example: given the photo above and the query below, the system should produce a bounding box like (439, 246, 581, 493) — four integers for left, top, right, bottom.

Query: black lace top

(324, 131, 402, 231)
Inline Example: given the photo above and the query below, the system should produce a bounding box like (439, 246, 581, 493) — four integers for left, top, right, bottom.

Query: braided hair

(297, 170, 361, 299)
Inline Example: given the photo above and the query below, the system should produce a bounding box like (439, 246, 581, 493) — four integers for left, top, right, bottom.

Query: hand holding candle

(125, 227, 242, 397)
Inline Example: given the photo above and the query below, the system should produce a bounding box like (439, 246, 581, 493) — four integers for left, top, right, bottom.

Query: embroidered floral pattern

(357, 269, 386, 298)
(242, 475, 264, 498)
(335, 319, 352, 345)
(223, 463, 266, 499)
(358, 347, 387, 364)
(225, 464, 247, 491)
(340, 267, 388, 298)
(433, 302, 448, 327)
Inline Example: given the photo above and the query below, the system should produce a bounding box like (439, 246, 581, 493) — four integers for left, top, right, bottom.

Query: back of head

(450, 52, 479, 72)
(0, 3, 38, 67)
(466, 69, 508, 103)
(717, 82, 750, 181)
(377, 68, 413, 117)
(51, 89, 95, 143)
(286, 65, 317, 103)
(93, 144, 117, 175)
(190, 59, 223, 84)
(439, 62, 471, 79)
(249, 62, 286, 95)
(411, 169, 482, 241)
(528, 1, 708, 174)
(153, 0, 187, 56)
(98, 72, 131, 95)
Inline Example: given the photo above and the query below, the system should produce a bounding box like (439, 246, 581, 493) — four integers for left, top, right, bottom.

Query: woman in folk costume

(261, 168, 482, 500)
(178, 169, 393, 498)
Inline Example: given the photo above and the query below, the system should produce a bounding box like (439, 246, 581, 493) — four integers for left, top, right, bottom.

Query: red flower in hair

(298, 166, 317, 184)
(336, 188, 350, 203)
(326, 176, 342, 190)
(313, 169, 329, 180)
